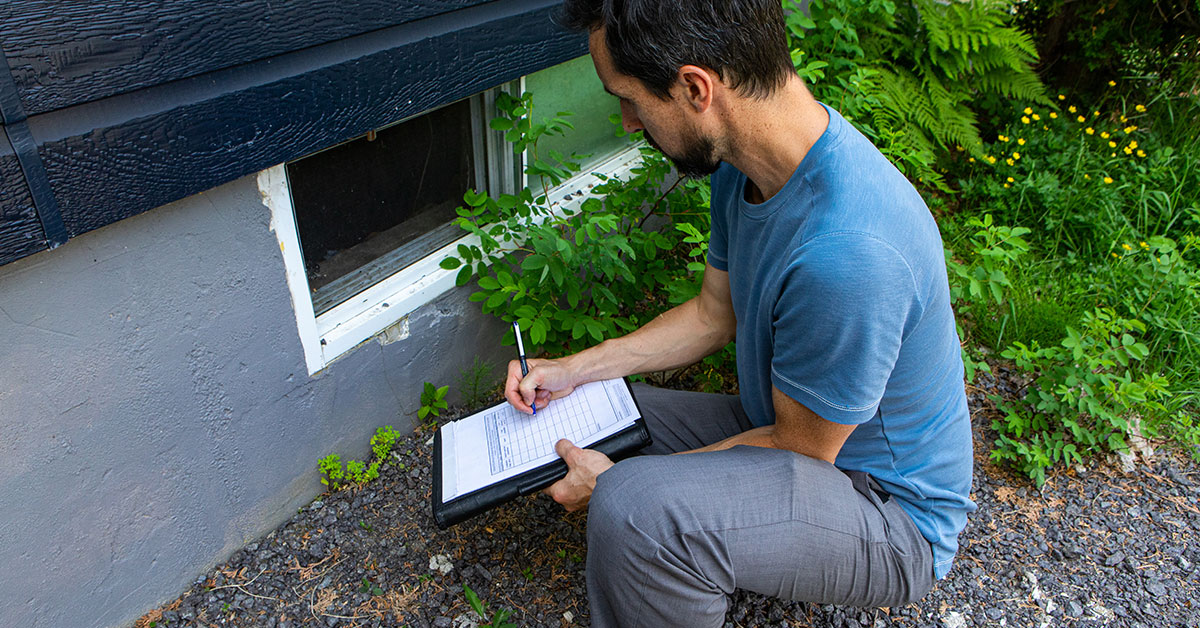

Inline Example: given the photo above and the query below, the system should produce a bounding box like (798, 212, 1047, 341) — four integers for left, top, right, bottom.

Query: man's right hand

(505, 358, 578, 414)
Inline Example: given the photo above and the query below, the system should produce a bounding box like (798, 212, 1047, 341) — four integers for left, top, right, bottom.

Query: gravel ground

(138, 368, 1200, 628)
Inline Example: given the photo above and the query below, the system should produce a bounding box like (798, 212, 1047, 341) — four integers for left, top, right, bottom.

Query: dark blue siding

(0, 131, 46, 266)
(0, 0, 587, 265)
(3, 0, 495, 116)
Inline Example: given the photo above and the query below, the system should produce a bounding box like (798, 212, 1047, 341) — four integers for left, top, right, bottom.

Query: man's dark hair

(558, 0, 794, 100)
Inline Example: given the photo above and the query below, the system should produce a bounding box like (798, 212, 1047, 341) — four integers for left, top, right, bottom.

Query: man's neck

(719, 78, 829, 204)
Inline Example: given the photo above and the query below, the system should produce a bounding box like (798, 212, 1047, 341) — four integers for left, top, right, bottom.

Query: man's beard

(643, 128, 720, 179)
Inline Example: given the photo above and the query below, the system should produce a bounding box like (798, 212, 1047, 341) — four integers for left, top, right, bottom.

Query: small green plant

(359, 520, 373, 532)
(520, 567, 533, 581)
(318, 424, 403, 490)
(944, 214, 1032, 381)
(372, 425, 400, 461)
(462, 583, 517, 628)
(991, 307, 1170, 485)
(419, 382, 450, 423)
(318, 454, 346, 490)
(358, 577, 384, 596)
(346, 459, 379, 484)
(457, 356, 498, 410)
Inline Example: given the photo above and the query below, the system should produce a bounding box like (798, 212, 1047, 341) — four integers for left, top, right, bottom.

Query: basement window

(287, 94, 513, 316)
(264, 58, 641, 374)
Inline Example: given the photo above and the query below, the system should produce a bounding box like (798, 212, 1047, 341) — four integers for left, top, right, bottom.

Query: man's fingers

(556, 439, 585, 466)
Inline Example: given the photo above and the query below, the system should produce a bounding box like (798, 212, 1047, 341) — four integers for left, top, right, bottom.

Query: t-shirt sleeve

(771, 233, 924, 425)
(706, 168, 730, 271)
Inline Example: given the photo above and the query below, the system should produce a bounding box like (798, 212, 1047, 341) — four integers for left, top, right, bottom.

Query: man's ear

(677, 64, 715, 113)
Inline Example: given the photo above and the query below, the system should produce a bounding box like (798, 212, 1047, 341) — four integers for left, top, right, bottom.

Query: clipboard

(431, 378, 651, 529)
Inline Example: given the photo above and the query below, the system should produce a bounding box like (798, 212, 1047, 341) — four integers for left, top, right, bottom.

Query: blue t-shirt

(708, 103, 975, 579)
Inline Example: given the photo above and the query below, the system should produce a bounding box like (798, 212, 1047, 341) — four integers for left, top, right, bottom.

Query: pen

(513, 321, 536, 415)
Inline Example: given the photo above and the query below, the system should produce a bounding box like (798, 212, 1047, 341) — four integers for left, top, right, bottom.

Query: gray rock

(1104, 552, 1125, 567)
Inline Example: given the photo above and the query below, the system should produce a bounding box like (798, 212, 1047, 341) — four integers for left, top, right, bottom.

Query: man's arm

(504, 262, 735, 413)
(540, 384, 856, 511)
(692, 385, 855, 464)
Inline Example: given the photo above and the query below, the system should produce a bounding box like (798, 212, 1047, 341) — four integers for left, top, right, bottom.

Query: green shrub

(441, 91, 711, 357)
(991, 308, 1170, 485)
(785, 0, 1047, 188)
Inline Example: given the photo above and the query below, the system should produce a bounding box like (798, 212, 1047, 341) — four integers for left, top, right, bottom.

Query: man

(503, 1, 975, 625)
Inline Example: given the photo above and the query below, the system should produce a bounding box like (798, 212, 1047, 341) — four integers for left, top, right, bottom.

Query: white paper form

(439, 378, 640, 503)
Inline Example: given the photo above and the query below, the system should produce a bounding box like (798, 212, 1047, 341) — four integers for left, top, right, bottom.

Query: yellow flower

(1084, 174, 1091, 179)
(1043, 125, 1049, 130)
(1006, 158, 1015, 166)
(1013, 152, 1021, 159)
(1024, 107, 1033, 115)
(1111, 152, 1117, 157)
(998, 134, 1008, 142)
(1135, 104, 1146, 112)
(1124, 146, 1133, 155)
(1100, 131, 1110, 138)
(1021, 116, 1030, 124)
(1104, 176, 1114, 184)
(1126, 125, 1138, 133)
(986, 156, 997, 164)
(1109, 140, 1117, 148)
(1086, 127, 1095, 135)
(1077, 115, 1086, 123)
(1017, 138, 1026, 145)
(1122, 243, 1133, 250)
(1112, 252, 1119, 258)
(1108, 80, 1116, 86)
(1007, 177, 1015, 183)
(1120, 115, 1128, 123)
(956, 145, 964, 151)
(1050, 112, 1058, 119)
(1003, 183, 1011, 188)
(1137, 149, 1146, 158)
(1130, 140, 1138, 149)
(1032, 113, 1041, 121)
(1068, 105, 1077, 113)
(1058, 94, 1066, 100)
(1140, 241, 1149, 249)
(1094, 111, 1101, 117)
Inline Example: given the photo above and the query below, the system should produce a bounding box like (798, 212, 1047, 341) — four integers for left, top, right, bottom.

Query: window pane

(286, 98, 477, 314)
(524, 56, 626, 177)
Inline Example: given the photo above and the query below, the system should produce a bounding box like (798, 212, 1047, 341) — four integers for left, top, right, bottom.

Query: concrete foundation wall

(0, 173, 510, 628)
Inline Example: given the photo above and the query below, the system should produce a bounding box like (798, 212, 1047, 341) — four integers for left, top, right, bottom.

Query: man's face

(589, 29, 721, 179)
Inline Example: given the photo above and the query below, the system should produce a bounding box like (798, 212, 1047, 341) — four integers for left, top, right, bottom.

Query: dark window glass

(286, 99, 477, 314)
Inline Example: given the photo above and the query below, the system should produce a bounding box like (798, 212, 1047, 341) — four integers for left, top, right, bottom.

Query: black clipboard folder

(431, 379, 651, 529)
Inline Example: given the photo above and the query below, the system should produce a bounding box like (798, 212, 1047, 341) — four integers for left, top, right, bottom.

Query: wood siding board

(3, 0, 499, 116)
(0, 54, 68, 248)
(29, 1, 585, 241)
(0, 129, 48, 265)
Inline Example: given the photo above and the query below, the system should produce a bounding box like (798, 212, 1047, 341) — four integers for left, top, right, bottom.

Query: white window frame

(260, 88, 644, 375)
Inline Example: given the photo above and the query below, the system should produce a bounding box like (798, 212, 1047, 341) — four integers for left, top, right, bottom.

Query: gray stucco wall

(0, 173, 510, 628)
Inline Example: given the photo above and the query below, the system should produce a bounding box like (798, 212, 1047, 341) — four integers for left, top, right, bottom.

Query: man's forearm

(561, 295, 734, 385)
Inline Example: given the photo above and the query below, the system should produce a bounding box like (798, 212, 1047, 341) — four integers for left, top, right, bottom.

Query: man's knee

(588, 456, 678, 545)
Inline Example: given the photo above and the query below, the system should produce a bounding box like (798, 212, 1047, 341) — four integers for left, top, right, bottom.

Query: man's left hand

(543, 439, 614, 512)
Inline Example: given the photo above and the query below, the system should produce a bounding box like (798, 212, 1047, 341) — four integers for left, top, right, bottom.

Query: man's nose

(620, 101, 643, 134)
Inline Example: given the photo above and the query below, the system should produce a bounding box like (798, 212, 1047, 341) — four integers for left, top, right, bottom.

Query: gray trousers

(585, 384, 934, 627)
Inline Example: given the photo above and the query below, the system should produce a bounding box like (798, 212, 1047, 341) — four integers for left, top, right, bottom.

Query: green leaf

(439, 257, 461, 270)
(456, 265, 473, 287)
(463, 584, 486, 618)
